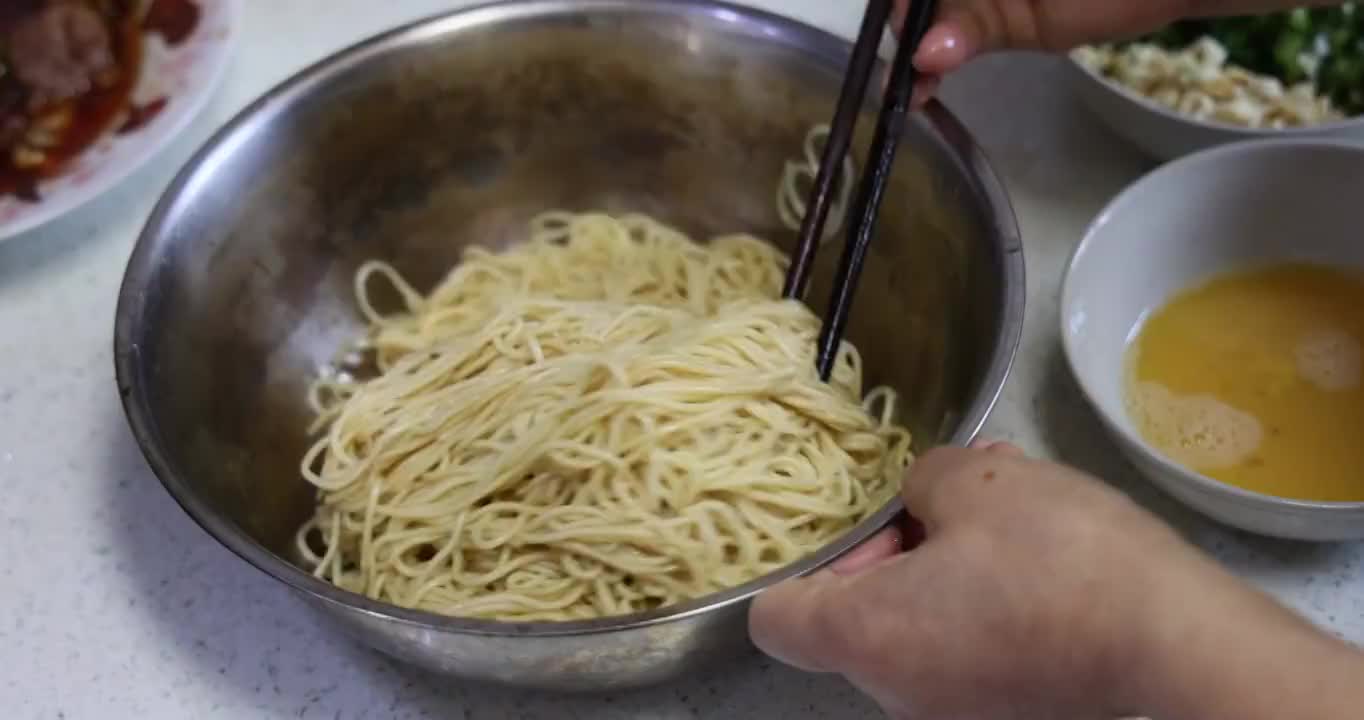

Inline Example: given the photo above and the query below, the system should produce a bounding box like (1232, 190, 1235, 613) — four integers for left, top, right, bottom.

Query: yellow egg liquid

(1125, 263, 1364, 502)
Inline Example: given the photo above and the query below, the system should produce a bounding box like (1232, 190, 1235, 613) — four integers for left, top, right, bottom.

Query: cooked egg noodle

(296, 139, 910, 622)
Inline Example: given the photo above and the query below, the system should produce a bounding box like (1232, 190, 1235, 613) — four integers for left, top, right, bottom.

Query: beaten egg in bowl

(1125, 262, 1364, 503)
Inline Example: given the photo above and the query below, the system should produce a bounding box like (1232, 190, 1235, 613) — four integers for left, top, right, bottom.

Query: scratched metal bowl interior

(114, 0, 1024, 691)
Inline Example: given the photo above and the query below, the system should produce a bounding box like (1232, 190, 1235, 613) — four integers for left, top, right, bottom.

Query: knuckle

(912, 447, 1000, 504)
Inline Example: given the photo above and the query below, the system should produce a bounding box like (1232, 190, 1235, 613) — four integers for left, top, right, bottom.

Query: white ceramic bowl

(1069, 57, 1364, 161)
(1061, 139, 1364, 541)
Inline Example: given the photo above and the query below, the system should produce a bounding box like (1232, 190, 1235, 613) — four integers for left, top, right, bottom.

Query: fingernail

(913, 27, 968, 70)
(987, 441, 1025, 457)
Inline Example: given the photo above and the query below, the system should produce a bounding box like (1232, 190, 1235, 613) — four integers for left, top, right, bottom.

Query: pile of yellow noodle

(295, 209, 911, 622)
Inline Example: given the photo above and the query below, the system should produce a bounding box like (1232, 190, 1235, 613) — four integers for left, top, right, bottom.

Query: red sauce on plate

(119, 96, 169, 134)
(0, 0, 203, 203)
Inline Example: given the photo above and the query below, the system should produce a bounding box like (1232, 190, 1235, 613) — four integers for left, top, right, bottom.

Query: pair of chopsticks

(781, 0, 940, 382)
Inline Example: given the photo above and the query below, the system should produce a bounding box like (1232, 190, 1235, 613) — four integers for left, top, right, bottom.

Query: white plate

(0, 0, 239, 240)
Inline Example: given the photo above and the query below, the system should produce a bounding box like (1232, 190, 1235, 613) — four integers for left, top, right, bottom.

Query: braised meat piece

(6, 0, 115, 109)
(0, 0, 154, 202)
(0, 80, 27, 150)
(0, 1, 46, 34)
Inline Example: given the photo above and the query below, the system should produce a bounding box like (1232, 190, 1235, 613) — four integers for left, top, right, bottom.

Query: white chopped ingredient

(1072, 37, 1345, 129)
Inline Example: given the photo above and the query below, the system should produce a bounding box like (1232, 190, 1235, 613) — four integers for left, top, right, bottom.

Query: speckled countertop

(1, 1, 1360, 718)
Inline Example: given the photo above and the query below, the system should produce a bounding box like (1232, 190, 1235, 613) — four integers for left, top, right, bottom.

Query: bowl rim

(1068, 53, 1364, 136)
(1060, 136, 1364, 514)
(115, 0, 1026, 638)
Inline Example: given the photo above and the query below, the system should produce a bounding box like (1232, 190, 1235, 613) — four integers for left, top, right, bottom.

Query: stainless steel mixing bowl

(115, 0, 1024, 692)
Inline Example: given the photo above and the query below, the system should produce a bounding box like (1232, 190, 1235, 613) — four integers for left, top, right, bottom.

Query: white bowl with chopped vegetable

(1070, 6, 1364, 160)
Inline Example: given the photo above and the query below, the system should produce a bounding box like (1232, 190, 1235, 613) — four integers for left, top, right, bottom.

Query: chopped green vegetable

(1131, 2, 1364, 115)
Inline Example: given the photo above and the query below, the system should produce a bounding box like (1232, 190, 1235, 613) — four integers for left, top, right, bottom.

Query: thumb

(749, 572, 854, 673)
(752, 524, 912, 669)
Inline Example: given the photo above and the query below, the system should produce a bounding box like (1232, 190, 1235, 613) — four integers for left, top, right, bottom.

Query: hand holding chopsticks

(781, 0, 940, 382)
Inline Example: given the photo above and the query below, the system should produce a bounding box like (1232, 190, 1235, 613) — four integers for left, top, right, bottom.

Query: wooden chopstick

(782, 0, 940, 381)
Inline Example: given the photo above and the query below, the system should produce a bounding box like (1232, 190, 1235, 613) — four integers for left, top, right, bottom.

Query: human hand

(893, 0, 1346, 104)
(892, 0, 1188, 106)
(895, 0, 1187, 77)
(749, 442, 1266, 719)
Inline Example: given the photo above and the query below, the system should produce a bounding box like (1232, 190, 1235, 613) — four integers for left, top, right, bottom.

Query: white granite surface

(1, 1, 1359, 718)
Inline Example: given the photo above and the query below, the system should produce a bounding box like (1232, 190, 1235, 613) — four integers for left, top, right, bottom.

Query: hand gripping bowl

(114, 0, 1024, 692)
